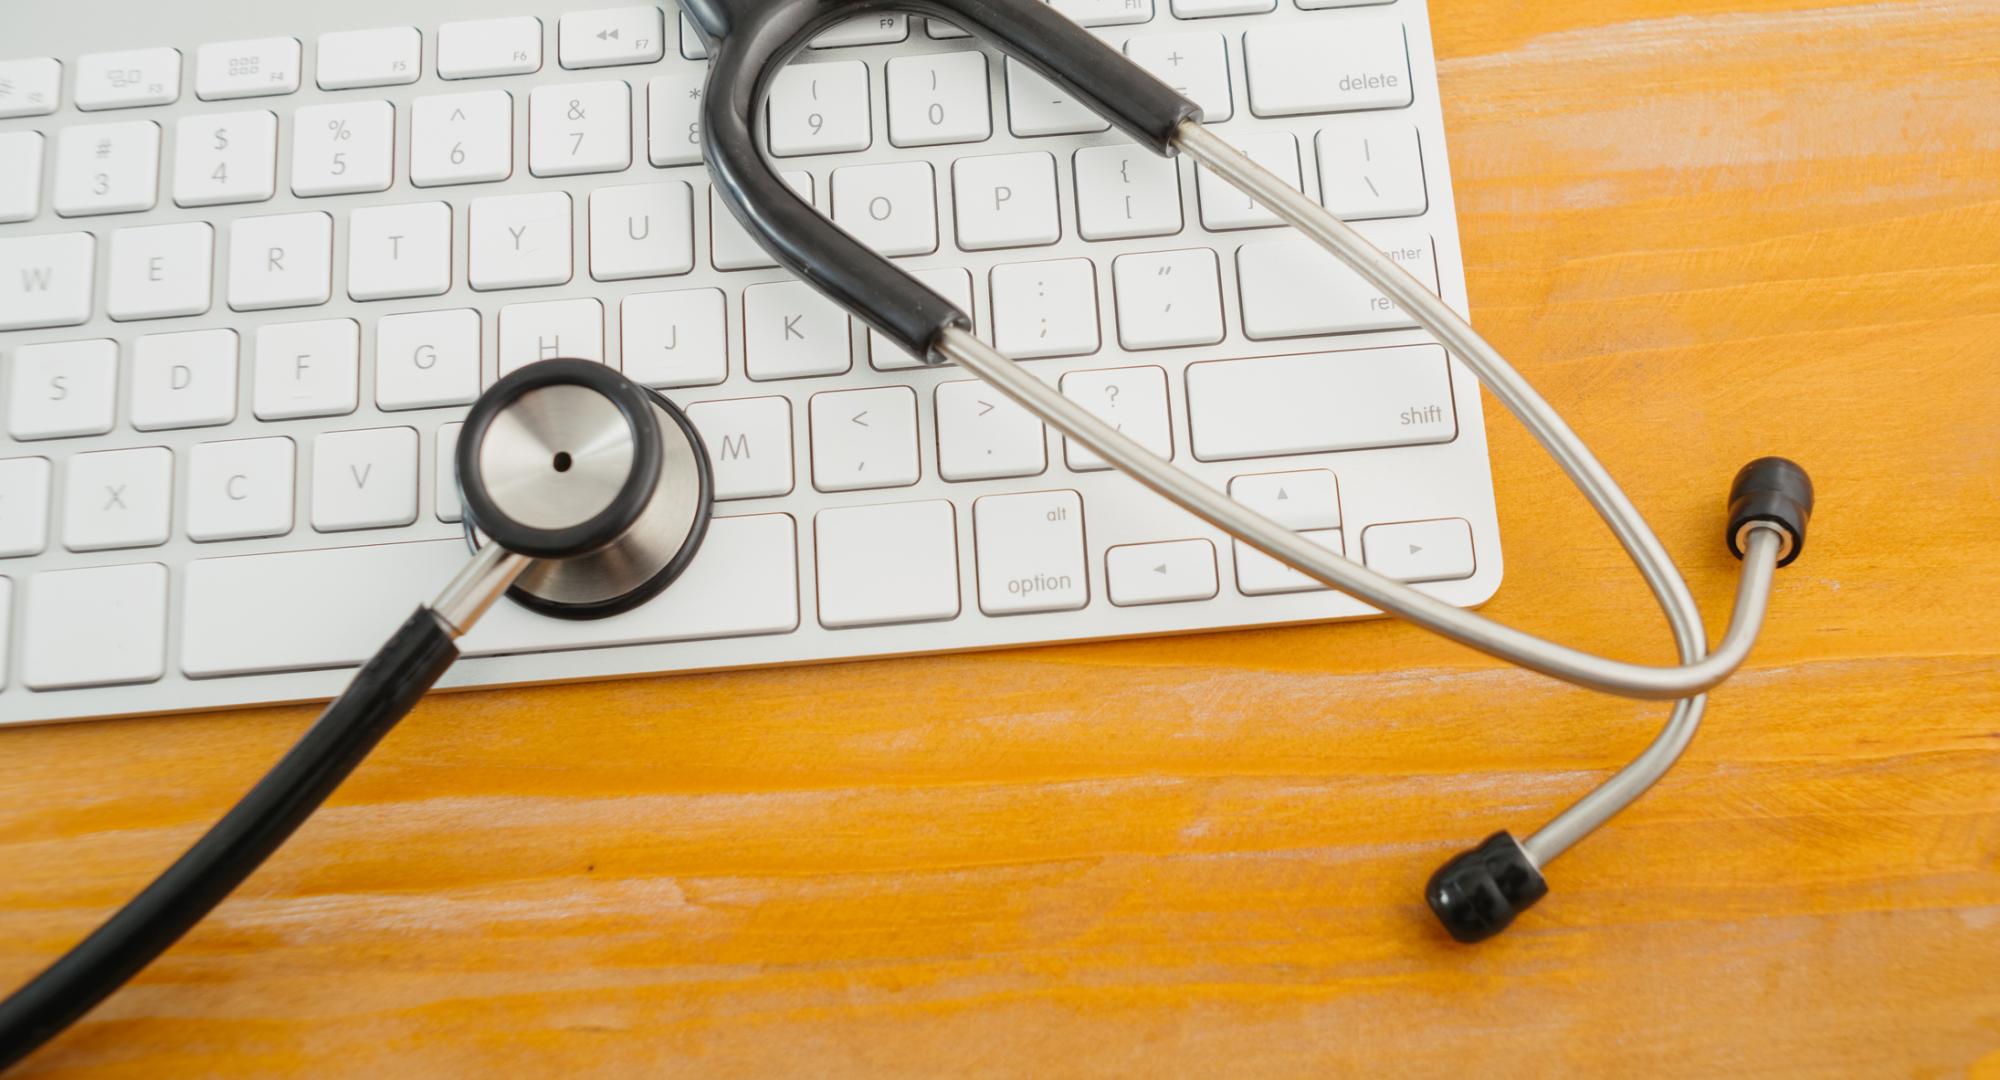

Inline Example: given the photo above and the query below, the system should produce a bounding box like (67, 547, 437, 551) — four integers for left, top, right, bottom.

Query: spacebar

(460, 514, 799, 656)
(180, 516, 799, 677)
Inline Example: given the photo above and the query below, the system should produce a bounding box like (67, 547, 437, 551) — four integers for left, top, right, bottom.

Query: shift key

(1186, 343, 1456, 462)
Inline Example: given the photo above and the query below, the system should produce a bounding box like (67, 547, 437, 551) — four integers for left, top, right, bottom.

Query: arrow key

(1229, 468, 1339, 529)
(1107, 539, 1218, 607)
(1360, 518, 1476, 583)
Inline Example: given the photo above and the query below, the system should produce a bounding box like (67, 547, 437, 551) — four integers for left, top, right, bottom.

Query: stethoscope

(0, 0, 1818, 1067)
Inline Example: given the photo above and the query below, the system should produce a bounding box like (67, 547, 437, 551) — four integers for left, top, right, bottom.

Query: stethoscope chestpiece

(456, 359, 713, 619)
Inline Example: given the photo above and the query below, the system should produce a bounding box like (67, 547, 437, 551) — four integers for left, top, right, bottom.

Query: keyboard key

(254, 318, 359, 419)
(63, 446, 172, 551)
(292, 100, 395, 196)
(0, 580, 10, 685)
(499, 297, 603, 374)
(870, 266, 973, 370)
(1236, 528, 1343, 595)
(1244, 20, 1410, 117)
(411, 91, 514, 186)
(1361, 518, 1476, 582)
(1196, 130, 1300, 230)
(590, 181, 695, 280)
(172, 110, 278, 206)
(1073, 145, 1182, 240)
(886, 52, 992, 147)
(1185, 344, 1456, 461)
(316, 27, 422, 90)
(810, 386, 920, 492)
(74, 48, 180, 110)
(687, 396, 795, 499)
(1171, 0, 1274, 16)
(1111, 248, 1223, 349)
(646, 71, 706, 167)
(973, 489, 1087, 615)
(1060, 365, 1172, 470)
(438, 17, 543, 79)
(311, 426, 418, 531)
(991, 257, 1099, 359)
(935, 379, 1046, 481)
(814, 500, 960, 628)
(347, 201, 451, 301)
(621, 288, 727, 387)
(23, 563, 168, 690)
(1229, 468, 1340, 528)
(558, 6, 666, 68)
(1125, 32, 1231, 122)
(228, 211, 333, 310)
(0, 458, 52, 557)
(6, 338, 115, 439)
(1318, 120, 1427, 220)
(678, 13, 709, 61)
(812, 15, 910, 47)
(436, 424, 464, 522)
(1235, 224, 1439, 338)
(470, 191, 572, 290)
(831, 161, 938, 256)
(954, 151, 1061, 250)
(1106, 539, 1218, 606)
(195, 37, 301, 100)
(767, 60, 871, 156)
(181, 541, 468, 675)
(376, 308, 481, 410)
(529, 81, 631, 176)
(0, 132, 44, 222)
(744, 279, 853, 379)
(131, 328, 238, 430)
(712, 170, 813, 270)
(0, 234, 94, 331)
(1005, 59, 1110, 138)
(1297, 0, 1398, 7)
(0, 57, 62, 117)
(107, 222, 213, 320)
(1053, 0, 1156, 26)
(461, 514, 802, 655)
(186, 436, 295, 541)
(53, 121, 160, 216)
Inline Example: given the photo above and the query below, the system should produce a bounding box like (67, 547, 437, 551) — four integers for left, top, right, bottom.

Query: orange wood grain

(5, 1, 2000, 1075)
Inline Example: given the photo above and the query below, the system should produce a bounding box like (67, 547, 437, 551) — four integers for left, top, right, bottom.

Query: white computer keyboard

(0, 0, 1501, 725)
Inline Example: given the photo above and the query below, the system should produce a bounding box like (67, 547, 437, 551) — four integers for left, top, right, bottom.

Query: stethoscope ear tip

(1727, 456, 1814, 568)
(1426, 831, 1548, 944)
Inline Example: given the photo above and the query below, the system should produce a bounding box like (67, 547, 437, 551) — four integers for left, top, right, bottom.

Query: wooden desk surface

(5, 2, 1998, 1075)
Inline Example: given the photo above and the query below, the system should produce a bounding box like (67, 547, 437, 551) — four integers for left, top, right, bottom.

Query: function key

(0, 57, 62, 117)
(196, 38, 301, 100)
(557, 6, 665, 69)
(438, 16, 543, 79)
(316, 27, 421, 90)
(74, 47, 180, 110)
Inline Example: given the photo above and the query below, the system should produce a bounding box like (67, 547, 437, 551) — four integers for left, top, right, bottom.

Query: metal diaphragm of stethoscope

(0, 0, 1818, 1069)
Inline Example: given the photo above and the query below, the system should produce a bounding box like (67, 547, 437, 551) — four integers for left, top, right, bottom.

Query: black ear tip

(1727, 457, 1813, 567)
(1426, 831, 1548, 944)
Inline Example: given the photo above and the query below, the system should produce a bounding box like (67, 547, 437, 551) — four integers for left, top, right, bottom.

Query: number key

(411, 90, 513, 186)
(528, 81, 631, 177)
(887, 52, 991, 147)
(292, 101, 394, 197)
(766, 60, 870, 156)
(173, 111, 277, 207)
